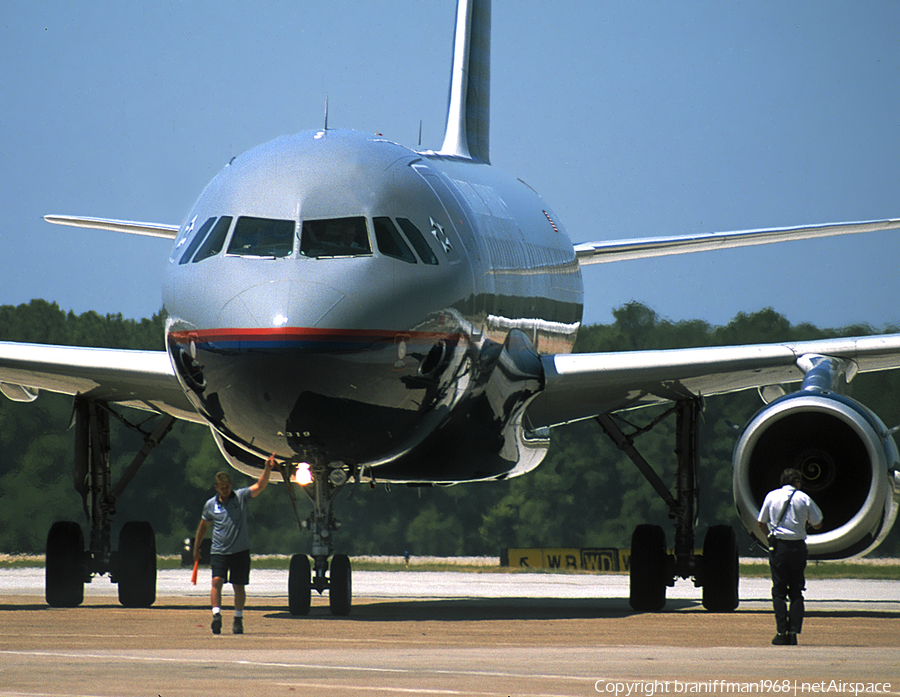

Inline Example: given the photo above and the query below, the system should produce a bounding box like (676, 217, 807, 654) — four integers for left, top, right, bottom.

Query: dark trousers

(769, 539, 807, 634)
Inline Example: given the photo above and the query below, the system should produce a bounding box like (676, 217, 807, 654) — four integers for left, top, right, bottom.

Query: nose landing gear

(278, 459, 354, 616)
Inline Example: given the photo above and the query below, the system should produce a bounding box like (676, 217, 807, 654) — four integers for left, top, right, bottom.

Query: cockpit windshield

(193, 216, 232, 263)
(178, 217, 216, 265)
(300, 217, 371, 258)
(227, 216, 295, 258)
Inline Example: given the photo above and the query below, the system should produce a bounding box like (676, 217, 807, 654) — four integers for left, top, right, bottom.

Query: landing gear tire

(288, 554, 311, 616)
(329, 554, 352, 616)
(629, 524, 667, 612)
(45, 521, 86, 608)
(116, 521, 157, 608)
(701, 525, 739, 612)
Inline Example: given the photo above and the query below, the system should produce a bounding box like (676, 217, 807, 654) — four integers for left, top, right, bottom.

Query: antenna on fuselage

(418, 119, 423, 147)
(324, 95, 329, 131)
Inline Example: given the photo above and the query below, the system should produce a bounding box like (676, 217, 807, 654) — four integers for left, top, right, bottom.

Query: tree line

(1, 299, 898, 557)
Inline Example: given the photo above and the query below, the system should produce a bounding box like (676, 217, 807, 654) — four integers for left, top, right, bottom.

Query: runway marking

(0, 649, 590, 684)
(273, 682, 576, 697)
(0, 692, 112, 697)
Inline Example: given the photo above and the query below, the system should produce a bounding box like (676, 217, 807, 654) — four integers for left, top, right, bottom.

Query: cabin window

(300, 216, 371, 258)
(397, 218, 439, 265)
(373, 217, 417, 263)
(178, 217, 216, 265)
(192, 216, 233, 263)
(227, 216, 295, 258)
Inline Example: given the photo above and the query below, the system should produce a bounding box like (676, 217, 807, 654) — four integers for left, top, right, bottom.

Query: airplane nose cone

(218, 279, 360, 329)
(176, 276, 416, 464)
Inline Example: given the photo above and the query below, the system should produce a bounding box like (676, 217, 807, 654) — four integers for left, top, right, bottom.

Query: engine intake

(733, 391, 899, 559)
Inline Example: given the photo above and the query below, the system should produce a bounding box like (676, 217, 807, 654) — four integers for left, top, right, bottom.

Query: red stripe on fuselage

(167, 327, 463, 344)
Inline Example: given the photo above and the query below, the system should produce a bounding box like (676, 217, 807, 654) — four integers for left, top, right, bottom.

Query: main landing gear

(45, 398, 174, 608)
(596, 397, 739, 613)
(279, 460, 354, 616)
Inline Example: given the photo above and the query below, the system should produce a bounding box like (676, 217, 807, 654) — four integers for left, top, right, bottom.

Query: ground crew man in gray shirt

(757, 467, 823, 645)
(194, 455, 274, 634)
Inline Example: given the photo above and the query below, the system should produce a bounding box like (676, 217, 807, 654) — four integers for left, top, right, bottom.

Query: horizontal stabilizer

(44, 214, 179, 239)
(574, 218, 900, 265)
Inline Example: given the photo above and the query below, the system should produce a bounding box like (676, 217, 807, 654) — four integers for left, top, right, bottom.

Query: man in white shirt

(757, 468, 824, 645)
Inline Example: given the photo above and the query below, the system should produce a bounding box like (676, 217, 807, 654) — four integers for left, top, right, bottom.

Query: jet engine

(733, 360, 900, 559)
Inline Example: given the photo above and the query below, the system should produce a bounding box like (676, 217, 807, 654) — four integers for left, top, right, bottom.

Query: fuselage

(163, 129, 582, 483)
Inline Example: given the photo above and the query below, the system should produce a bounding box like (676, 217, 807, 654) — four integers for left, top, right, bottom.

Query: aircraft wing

(525, 333, 900, 429)
(574, 218, 900, 265)
(0, 342, 202, 423)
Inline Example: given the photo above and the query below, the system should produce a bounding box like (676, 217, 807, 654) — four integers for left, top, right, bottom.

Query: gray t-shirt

(202, 487, 252, 554)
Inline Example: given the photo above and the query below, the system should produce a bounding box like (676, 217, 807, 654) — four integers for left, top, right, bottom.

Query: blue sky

(3, 1, 899, 332)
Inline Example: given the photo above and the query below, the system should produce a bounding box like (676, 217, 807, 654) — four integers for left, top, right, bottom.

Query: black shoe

(211, 613, 222, 635)
(771, 633, 789, 645)
(233, 617, 243, 635)
(787, 632, 798, 645)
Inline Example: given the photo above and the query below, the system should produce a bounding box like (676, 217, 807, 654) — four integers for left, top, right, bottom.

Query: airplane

(2, 0, 900, 615)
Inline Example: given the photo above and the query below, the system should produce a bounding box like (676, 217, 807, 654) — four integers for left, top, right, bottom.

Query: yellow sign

(503, 548, 632, 572)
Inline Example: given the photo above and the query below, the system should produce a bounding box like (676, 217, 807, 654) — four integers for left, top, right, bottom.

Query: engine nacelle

(733, 391, 899, 559)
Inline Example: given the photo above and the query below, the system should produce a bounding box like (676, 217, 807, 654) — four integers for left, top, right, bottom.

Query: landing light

(292, 462, 313, 486)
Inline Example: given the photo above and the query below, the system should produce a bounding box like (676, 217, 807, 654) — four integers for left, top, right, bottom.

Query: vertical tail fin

(438, 0, 491, 163)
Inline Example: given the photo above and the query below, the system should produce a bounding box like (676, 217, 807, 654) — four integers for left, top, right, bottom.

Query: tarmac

(1, 567, 897, 697)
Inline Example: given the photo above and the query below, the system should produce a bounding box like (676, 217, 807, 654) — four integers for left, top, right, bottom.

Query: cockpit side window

(192, 216, 233, 263)
(178, 217, 216, 265)
(397, 218, 439, 265)
(373, 217, 417, 264)
(227, 216, 295, 258)
(300, 217, 371, 258)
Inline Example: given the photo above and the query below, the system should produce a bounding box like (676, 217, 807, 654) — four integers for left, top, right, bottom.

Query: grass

(738, 558, 900, 580)
(3, 554, 897, 579)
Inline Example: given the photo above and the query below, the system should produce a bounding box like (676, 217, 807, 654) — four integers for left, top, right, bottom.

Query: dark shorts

(210, 549, 251, 586)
